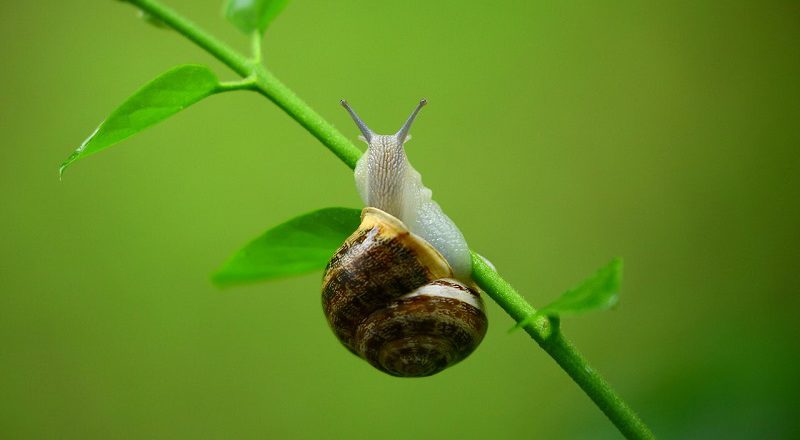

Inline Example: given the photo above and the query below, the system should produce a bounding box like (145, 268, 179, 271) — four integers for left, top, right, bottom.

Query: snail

(321, 100, 488, 377)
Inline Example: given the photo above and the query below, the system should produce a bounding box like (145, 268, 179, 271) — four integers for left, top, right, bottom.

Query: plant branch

(124, 0, 251, 76)
(216, 76, 258, 93)
(249, 68, 362, 168)
(470, 254, 654, 439)
(125, 0, 362, 169)
(250, 31, 262, 63)
(120, 1, 654, 438)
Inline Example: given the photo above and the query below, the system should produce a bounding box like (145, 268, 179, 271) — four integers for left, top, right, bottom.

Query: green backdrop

(2, 1, 798, 438)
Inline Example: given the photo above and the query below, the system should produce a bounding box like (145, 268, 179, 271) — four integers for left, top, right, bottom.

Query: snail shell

(322, 207, 488, 377)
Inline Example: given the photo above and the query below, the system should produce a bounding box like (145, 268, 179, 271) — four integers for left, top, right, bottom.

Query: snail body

(351, 100, 472, 279)
(321, 101, 487, 377)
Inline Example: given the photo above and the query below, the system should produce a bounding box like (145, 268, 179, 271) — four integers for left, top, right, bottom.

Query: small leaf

(224, 0, 290, 35)
(60, 65, 220, 177)
(512, 258, 623, 331)
(213, 207, 362, 287)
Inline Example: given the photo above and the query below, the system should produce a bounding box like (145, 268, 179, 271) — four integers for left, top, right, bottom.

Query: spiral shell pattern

(322, 207, 487, 377)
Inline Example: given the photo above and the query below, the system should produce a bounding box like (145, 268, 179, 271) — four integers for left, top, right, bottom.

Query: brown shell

(321, 207, 488, 377)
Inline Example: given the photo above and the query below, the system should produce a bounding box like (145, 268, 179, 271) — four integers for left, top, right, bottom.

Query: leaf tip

(58, 156, 76, 180)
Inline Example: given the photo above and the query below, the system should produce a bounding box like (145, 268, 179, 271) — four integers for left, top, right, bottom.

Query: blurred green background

(2, 1, 799, 438)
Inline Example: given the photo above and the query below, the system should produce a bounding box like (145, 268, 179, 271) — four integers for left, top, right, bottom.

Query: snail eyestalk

(396, 99, 427, 144)
(340, 100, 374, 143)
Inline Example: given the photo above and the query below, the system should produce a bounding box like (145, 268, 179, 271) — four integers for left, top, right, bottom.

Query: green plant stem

(470, 254, 654, 439)
(125, 0, 361, 169)
(126, 0, 251, 76)
(121, 1, 655, 438)
(250, 31, 262, 63)
(250, 68, 361, 168)
(216, 76, 258, 93)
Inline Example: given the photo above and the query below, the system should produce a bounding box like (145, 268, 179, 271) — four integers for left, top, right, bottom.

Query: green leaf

(224, 0, 290, 35)
(59, 65, 220, 177)
(512, 258, 623, 331)
(213, 207, 362, 287)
